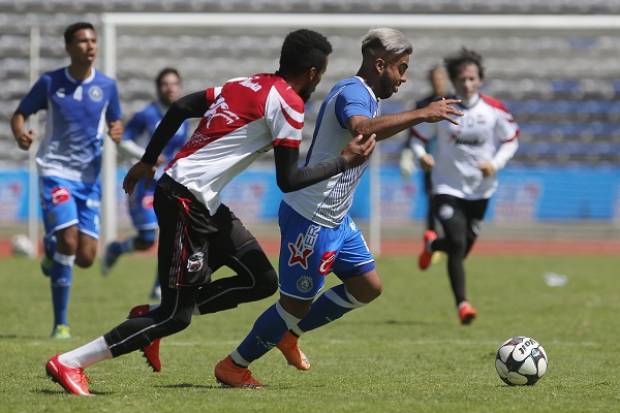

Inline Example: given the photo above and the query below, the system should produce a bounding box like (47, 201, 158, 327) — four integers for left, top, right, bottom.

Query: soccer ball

(495, 336, 548, 385)
(11, 234, 35, 257)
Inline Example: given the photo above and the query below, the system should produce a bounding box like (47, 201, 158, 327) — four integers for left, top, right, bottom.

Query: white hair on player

(361, 27, 412, 59)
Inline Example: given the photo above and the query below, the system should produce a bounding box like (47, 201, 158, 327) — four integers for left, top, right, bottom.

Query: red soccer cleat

(458, 301, 477, 325)
(128, 304, 161, 372)
(418, 230, 438, 270)
(45, 354, 91, 396)
(276, 330, 310, 371)
(214, 356, 263, 388)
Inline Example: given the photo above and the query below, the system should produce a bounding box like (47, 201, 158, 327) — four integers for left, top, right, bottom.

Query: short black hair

(444, 48, 485, 80)
(64, 22, 95, 45)
(278, 29, 332, 76)
(155, 67, 181, 88)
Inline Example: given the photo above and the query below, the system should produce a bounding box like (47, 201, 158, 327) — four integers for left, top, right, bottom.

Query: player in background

(10, 22, 122, 339)
(214, 28, 462, 388)
(45, 29, 376, 396)
(412, 48, 519, 324)
(400, 65, 451, 233)
(102, 68, 189, 301)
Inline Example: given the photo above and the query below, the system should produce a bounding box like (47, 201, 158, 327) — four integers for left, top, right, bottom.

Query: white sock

(58, 336, 112, 369)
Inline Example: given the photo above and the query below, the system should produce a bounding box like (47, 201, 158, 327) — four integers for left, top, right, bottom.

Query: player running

(413, 48, 520, 324)
(213, 28, 462, 388)
(102, 68, 189, 301)
(10, 22, 122, 339)
(45, 29, 375, 396)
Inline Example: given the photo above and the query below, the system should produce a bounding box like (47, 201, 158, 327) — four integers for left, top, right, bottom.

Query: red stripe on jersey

(410, 127, 428, 142)
(481, 94, 511, 114)
(280, 103, 304, 129)
(205, 87, 215, 107)
(502, 129, 520, 143)
(273, 138, 301, 148)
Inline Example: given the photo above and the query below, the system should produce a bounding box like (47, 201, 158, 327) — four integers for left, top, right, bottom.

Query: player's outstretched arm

(349, 99, 463, 141)
(273, 134, 376, 193)
(10, 111, 36, 151)
(140, 91, 209, 165)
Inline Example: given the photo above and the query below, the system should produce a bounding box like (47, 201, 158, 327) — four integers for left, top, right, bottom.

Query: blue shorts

(128, 178, 158, 231)
(40, 176, 101, 239)
(278, 201, 375, 300)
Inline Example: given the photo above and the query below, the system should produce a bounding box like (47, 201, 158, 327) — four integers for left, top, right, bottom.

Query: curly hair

(278, 29, 332, 76)
(444, 48, 484, 80)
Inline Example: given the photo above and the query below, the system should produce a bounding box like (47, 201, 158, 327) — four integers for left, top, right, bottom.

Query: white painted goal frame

(98, 13, 620, 255)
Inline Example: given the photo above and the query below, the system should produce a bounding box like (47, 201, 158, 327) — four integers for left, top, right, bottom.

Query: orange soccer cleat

(128, 304, 161, 372)
(458, 301, 477, 325)
(276, 330, 310, 371)
(45, 354, 91, 396)
(418, 230, 438, 270)
(214, 356, 263, 388)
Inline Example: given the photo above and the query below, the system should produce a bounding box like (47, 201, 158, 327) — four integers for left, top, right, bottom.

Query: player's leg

(194, 205, 277, 315)
(215, 202, 330, 387)
(102, 179, 157, 275)
(40, 177, 81, 338)
(424, 171, 435, 231)
(463, 198, 489, 258)
(293, 217, 379, 335)
(430, 195, 476, 323)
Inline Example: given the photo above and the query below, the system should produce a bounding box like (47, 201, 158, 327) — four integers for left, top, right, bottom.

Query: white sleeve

(409, 122, 435, 159)
(118, 139, 145, 161)
(492, 139, 519, 170)
(265, 87, 304, 149)
(492, 106, 520, 170)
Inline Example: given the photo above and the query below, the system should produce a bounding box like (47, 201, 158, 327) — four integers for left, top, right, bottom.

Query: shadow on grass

(343, 319, 431, 327)
(155, 383, 294, 390)
(0, 333, 43, 340)
(35, 389, 114, 396)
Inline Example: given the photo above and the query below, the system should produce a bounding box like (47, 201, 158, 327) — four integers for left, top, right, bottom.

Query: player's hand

(14, 129, 35, 150)
(399, 148, 415, 178)
(123, 161, 156, 195)
(419, 154, 435, 171)
(108, 121, 123, 144)
(341, 133, 376, 168)
(156, 155, 168, 166)
(420, 98, 463, 125)
(478, 160, 496, 177)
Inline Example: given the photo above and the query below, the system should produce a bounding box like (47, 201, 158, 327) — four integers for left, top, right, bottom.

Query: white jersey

(284, 76, 379, 228)
(411, 94, 519, 200)
(166, 73, 304, 214)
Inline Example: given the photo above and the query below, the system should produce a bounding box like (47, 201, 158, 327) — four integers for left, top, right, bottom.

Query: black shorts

(154, 174, 260, 289)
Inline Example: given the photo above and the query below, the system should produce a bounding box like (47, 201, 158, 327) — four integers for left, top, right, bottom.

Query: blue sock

(295, 284, 365, 335)
(232, 302, 300, 367)
(110, 238, 135, 256)
(50, 252, 74, 326)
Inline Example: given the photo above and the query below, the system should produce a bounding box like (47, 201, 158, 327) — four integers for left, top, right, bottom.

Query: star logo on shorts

(288, 234, 313, 270)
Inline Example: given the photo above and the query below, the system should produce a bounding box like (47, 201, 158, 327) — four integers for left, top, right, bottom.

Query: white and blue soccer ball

(11, 234, 35, 257)
(495, 336, 548, 385)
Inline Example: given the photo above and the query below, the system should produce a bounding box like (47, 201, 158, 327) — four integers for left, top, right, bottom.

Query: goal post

(100, 13, 620, 254)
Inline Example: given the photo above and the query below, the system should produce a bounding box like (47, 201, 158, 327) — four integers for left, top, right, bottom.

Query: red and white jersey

(411, 94, 519, 200)
(165, 73, 304, 214)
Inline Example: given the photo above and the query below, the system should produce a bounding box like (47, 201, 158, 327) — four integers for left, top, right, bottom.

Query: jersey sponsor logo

(51, 187, 70, 205)
(204, 96, 240, 129)
(318, 251, 336, 275)
(288, 233, 313, 270)
(88, 86, 103, 102)
(296, 275, 314, 293)
(239, 77, 262, 92)
(187, 252, 205, 273)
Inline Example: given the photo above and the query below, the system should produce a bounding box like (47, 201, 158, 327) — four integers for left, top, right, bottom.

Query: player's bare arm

(347, 98, 462, 141)
(10, 111, 36, 151)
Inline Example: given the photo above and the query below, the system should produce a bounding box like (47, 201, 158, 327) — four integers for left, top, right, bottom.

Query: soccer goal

(98, 13, 620, 254)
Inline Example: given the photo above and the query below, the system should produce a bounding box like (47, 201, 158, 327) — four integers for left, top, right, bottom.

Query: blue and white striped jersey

(18, 67, 122, 183)
(284, 76, 379, 228)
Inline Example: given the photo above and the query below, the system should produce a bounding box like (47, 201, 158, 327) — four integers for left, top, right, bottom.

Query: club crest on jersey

(88, 86, 103, 102)
(51, 187, 70, 205)
(296, 275, 314, 293)
(187, 252, 205, 273)
(141, 195, 154, 209)
(318, 251, 336, 275)
(287, 225, 321, 270)
(438, 204, 454, 220)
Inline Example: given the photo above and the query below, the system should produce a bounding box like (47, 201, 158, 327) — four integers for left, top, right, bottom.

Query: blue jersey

(18, 67, 122, 184)
(284, 76, 379, 227)
(123, 101, 188, 163)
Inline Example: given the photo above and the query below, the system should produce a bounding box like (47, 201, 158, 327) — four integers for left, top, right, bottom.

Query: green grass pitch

(1, 254, 618, 413)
